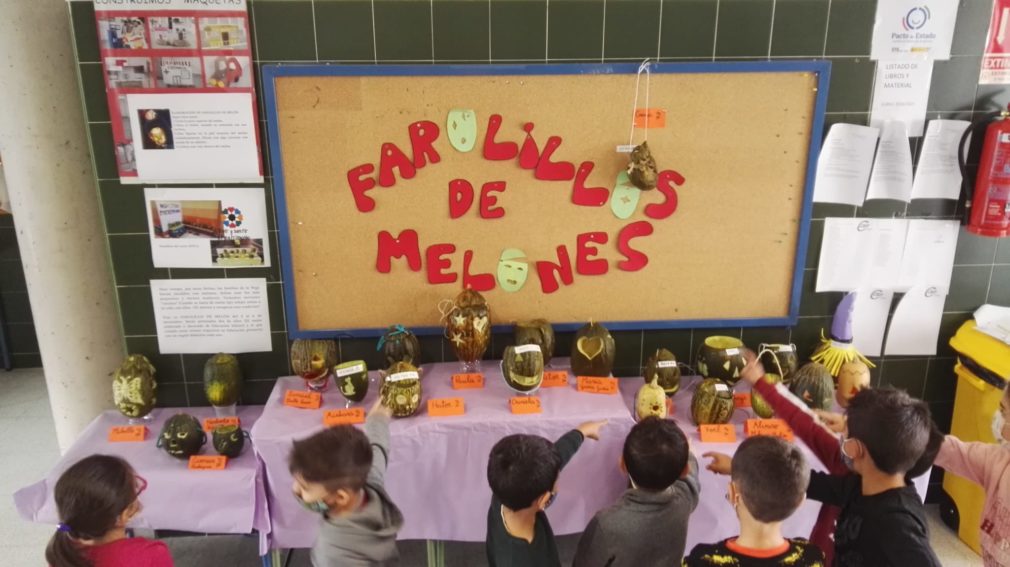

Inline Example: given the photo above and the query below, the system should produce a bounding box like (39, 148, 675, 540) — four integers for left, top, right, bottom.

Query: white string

(628, 59, 652, 146)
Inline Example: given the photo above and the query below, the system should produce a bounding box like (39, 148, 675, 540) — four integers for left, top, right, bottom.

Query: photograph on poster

(199, 17, 249, 50)
(211, 238, 265, 267)
(150, 200, 223, 239)
(138, 109, 174, 150)
(104, 57, 153, 89)
(97, 17, 148, 50)
(149, 17, 197, 49)
(203, 56, 252, 89)
(157, 57, 204, 88)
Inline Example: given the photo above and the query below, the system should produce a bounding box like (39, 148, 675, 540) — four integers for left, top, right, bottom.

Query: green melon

(789, 363, 835, 410)
(691, 378, 735, 425)
(644, 348, 681, 395)
(513, 319, 555, 365)
(290, 339, 338, 377)
(334, 360, 369, 403)
(758, 344, 799, 383)
(158, 413, 206, 459)
(112, 354, 157, 419)
(502, 345, 544, 393)
(380, 361, 422, 417)
(203, 353, 242, 407)
(696, 336, 748, 385)
(212, 425, 246, 458)
(571, 322, 616, 377)
(751, 373, 783, 419)
(378, 325, 421, 369)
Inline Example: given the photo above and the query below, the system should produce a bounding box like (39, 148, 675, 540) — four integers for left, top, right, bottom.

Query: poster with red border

(981, 0, 1010, 84)
(94, 0, 263, 183)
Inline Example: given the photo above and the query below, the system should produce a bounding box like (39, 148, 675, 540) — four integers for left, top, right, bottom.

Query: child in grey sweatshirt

(289, 399, 403, 566)
(573, 417, 700, 567)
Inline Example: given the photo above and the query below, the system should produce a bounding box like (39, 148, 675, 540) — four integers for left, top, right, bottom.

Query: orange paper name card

(577, 376, 619, 394)
(452, 373, 485, 390)
(203, 416, 240, 431)
(744, 419, 794, 442)
(541, 371, 569, 388)
(633, 108, 667, 128)
(188, 455, 228, 470)
(284, 390, 321, 409)
(323, 408, 365, 426)
(733, 393, 751, 409)
(698, 424, 737, 443)
(108, 426, 146, 442)
(428, 397, 465, 417)
(510, 396, 542, 414)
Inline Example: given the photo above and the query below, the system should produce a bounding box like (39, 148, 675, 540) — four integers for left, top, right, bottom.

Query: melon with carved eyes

(158, 413, 206, 459)
(696, 336, 748, 385)
(212, 424, 246, 458)
(636, 376, 668, 421)
(836, 361, 871, 408)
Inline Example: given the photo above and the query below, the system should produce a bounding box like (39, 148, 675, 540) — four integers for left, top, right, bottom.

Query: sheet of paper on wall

(151, 278, 271, 354)
(869, 61, 933, 137)
(816, 218, 908, 292)
(896, 219, 959, 291)
(974, 304, 1010, 345)
(884, 285, 947, 355)
(865, 121, 914, 202)
(144, 187, 271, 269)
(911, 119, 971, 199)
(852, 288, 895, 357)
(813, 124, 880, 206)
(871, 0, 958, 61)
(980, 0, 1010, 84)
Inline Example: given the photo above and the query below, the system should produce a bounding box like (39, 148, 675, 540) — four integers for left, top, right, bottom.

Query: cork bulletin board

(262, 62, 830, 337)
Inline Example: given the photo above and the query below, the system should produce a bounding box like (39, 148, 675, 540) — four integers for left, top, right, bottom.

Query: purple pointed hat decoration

(829, 292, 857, 343)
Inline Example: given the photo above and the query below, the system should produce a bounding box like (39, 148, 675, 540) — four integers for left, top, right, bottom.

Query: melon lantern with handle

(696, 336, 748, 385)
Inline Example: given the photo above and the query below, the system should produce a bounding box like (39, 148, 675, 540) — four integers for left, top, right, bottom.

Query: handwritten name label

(336, 363, 366, 378)
(283, 390, 322, 409)
(188, 455, 228, 470)
(725, 348, 741, 356)
(510, 396, 542, 414)
(452, 373, 485, 389)
(513, 344, 542, 354)
(698, 424, 737, 443)
(657, 360, 678, 368)
(428, 397, 465, 417)
(733, 393, 751, 409)
(203, 417, 240, 431)
(577, 376, 618, 394)
(323, 408, 365, 426)
(633, 108, 667, 128)
(387, 371, 419, 382)
(541, 371, 569, 387)
(108, 426, 146, 442)
(745, 418, 794, 442)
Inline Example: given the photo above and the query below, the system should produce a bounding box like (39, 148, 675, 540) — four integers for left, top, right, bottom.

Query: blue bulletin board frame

(262, 61, 831, 339)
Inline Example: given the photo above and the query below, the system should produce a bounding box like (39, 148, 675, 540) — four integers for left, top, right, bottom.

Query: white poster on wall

(143, 187, 271, 268)
(151, 278, 271, 354)
(869, 61, 933, 137)
(871, 0, 958, 61)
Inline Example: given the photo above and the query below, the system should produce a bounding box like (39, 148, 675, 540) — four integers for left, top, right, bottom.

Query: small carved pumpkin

(571, 321, 616, 377)
(836, 361, 871, 408)
(644, 348, 681, 395)
(212, 424, 247, 458)
(502, 345, 544, 394)
(158, 413, 206, 459)
(696, 336, 748, 385)
(112, 354, 157, 419)
(380, 361, 422, 418)
(636, 376, 668, 421)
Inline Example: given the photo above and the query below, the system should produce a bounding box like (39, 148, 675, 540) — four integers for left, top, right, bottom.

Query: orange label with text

(510, 396, 542, 414)
(541, 371, 569, 387)
(203, 417, 240, 431)
(323, 408, 365, 426)
(733, 393, 751, 409)
(428, 397, 465, 417)
(577, 376, 618, 394)
(452, 373, 485, 390)
(284, 390, 321, 409)
(698, 424, 737, 443)
(188, 455, 228, 470)
(745, 419, 794, 442)
(634, 108, 667, 128)
(108, 426, 146, 442)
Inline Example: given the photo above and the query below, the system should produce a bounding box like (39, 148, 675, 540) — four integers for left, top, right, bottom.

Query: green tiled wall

(0, 214, 41, 368)
(66, 0, 1008, 443)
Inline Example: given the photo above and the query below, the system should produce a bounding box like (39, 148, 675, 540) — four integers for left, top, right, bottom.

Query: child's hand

(369, 396, 393, 418)
(814, 410, 846, 433)
(577, 419, 608, 441)
(702, 452, 732, 475)
(739, 350, 765, 386)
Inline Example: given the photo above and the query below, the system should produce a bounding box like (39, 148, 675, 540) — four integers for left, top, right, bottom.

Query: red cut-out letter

(483, 114, 519, 161)
(479, 181, 507, 219)
(462, 250, 495, 291)
(576, 232, 609, 275)
(617, 221, 654, 272)
(376, 230, 422, 273)
(535, 246, 575, 294)
(571, 161, 609, 207)
(645, 169, 684, 220)
(426, 243, 457, 284)
(347, 163, 377, 212)
(377, 143, 416, 187)
(449, 179, 474, 219)
(518, 123, 540, 169)
(534, 136, 575, 181)
(408, 120, 441, 168)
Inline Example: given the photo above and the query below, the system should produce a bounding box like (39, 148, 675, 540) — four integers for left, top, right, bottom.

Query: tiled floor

(1, 368, 984, 566)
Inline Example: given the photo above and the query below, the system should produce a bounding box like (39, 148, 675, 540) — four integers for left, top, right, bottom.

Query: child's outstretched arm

(364, 397, 394, 484)
(935, 435, 1002, 490)
(555, 420, 608, 469)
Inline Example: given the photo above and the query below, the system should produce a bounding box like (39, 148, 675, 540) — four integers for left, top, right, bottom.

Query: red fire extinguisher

(960, 104, 1010, 238)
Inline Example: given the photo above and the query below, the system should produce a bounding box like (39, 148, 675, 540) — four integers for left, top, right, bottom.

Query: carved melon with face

(571, 322, 616, 377)
(836, 361, 871, 408)
(291, 339, 338, 391)
(644, 348, 681, 395)
(445, 289, 490, 364)
(502, 345, 544, 394)
(380, 361, 422, 418)
(112, 354, 158, 419)
(696, 336, 748, 385)
(212, 424, 246, 458)
(636, 377, 668, 421)
(513, 319, 555, 365)
(158, 413, 206, 459)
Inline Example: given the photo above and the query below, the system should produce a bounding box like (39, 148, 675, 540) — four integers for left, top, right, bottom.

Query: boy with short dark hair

(689, 436, 824, 566)
(486, 420, 607, 567)
(289, 399, 403, 566)
(573, 416, 700, 567)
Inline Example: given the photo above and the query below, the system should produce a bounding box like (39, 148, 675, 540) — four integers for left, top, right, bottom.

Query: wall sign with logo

(981, 0, 1010, 84)
(871, 0, 958, 61)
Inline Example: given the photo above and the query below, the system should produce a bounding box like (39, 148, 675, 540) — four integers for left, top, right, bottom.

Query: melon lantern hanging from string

(810, 292, 875, 377)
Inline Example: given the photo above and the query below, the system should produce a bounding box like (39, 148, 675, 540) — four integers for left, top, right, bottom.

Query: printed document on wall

(911, 120, 971, 200)
(852, 289, 894, 357)
(884, 285, 947, 355)
(151, 278, 271, 354)
(896, 219, 959, 292)
(870, 61, 933, 137)
(816, 218, 907, 292)
(865, 121, 914, 202)
(813, 124, 879, 206)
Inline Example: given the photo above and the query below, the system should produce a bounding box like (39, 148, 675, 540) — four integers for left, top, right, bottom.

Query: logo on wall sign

(902, 6, 930, 31)
(221, 206, 244, 229)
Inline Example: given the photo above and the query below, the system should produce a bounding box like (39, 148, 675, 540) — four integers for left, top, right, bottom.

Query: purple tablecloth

(617, 376, 930, 549)
(250, 361, 638, 548)
(14, 406, 271, 554)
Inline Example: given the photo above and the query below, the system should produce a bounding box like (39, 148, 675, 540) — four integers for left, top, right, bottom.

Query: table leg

(270, 548, 283, 567)
(426, 540, 445, 567)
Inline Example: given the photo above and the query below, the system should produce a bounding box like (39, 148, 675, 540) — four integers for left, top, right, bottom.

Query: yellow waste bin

(941, 320, 1010, 555)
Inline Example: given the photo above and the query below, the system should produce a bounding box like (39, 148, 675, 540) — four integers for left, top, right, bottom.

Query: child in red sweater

(46, 455, 173, 567)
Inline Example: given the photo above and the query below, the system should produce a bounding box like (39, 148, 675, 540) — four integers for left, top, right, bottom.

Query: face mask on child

(294, 492, 330, 515)
(992, 411, 1009, 447)
(839, 435, 856, 471)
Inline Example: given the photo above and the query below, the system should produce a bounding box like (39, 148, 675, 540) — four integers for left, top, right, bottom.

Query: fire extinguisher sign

(981, 0, 1010, 84)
